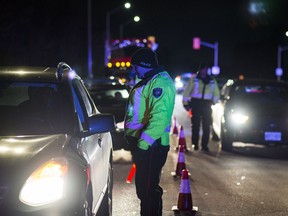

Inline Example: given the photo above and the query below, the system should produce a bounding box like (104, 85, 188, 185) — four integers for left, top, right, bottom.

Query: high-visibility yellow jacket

(124, 68, 176, 150)
(182, 73, 220, 105)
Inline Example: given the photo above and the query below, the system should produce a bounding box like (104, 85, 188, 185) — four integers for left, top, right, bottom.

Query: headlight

(19, 158, 68, 206)
(230, 112, 249, 124)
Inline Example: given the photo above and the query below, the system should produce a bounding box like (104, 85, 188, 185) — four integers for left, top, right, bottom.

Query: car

(174, 72, 193, 94)
(83, 77, 131, 150)
(212, 78, 288, 151)
(0, 63, 115, 215)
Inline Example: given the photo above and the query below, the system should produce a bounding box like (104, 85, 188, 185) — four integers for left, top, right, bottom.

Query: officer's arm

(124, 88, 146, 139)
(138, 81, 175, 149)
(182, 77, 193, 106)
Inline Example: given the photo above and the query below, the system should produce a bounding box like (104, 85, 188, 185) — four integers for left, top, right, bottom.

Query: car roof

(227, 78, 288, 87)
(0, 63, 79, 83)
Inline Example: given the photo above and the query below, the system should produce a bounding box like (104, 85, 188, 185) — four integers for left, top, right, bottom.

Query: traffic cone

(172, 169, 198, 214)
(171, 145, 186, 177)
(175, 125, 189, 151)
(171, 116, 178, 136)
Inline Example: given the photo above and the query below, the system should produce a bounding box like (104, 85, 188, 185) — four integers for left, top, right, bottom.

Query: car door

(71, 79, 109, 210)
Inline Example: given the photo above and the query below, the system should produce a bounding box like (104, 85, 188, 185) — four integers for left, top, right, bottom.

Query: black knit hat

(131, 48, 159, 68)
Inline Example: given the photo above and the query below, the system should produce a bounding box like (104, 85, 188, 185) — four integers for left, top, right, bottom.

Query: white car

(0, 63, 115, 215)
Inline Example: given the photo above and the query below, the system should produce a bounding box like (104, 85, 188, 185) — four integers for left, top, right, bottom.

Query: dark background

(1, 0, 288, 80)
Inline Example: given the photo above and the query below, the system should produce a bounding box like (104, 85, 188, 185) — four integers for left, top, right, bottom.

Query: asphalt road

(112, 94, 288, 216)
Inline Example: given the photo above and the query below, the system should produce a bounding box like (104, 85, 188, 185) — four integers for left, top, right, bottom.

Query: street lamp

(87, 0, 92, 78)
(105, 2, 131, 66)
(119, 16, 140, 40)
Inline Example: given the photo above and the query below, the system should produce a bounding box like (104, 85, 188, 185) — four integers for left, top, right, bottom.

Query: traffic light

(193, 37, 201, 50)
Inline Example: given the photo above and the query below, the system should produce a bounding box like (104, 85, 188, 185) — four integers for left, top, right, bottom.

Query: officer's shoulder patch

(153, 87, 163, 98)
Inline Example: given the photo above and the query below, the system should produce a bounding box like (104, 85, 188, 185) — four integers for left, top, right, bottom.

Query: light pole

(193, 37, 220, 75)
(119, 16, 140, 40)
(105, 2, 131, 66)
(275, 45, 288, 81)
(87, 0, 92, 78)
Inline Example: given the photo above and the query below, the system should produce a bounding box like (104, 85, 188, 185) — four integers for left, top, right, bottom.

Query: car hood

(0, 134, 71, 184)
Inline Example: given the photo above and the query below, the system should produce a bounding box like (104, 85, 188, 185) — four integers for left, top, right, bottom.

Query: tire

(97, 160, 113, 216)
(221, 125, 233, 151)
(83, 185, 93, 216)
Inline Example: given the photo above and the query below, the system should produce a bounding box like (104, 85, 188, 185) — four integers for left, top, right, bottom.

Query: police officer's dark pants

(190, 99, 212, 149)
(132, 143, 169, 216)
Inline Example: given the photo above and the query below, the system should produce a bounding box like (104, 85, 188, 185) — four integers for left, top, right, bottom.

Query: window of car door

(72, 79, 95, 131)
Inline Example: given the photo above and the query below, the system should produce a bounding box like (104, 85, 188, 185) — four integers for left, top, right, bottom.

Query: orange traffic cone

(175, 125, 189, 151)
(171, 145, 186, 177)
(172, 169, 198, 214)
(171, 116, 178, 136)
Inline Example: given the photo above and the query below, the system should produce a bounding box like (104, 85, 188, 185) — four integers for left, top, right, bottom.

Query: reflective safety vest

(182, 74, 220, 104)
(124, 71, 176, 150)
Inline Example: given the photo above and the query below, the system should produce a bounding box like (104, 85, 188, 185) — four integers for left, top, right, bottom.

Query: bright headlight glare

(231, 113, 249, 124)
(19, 158, 68, 206)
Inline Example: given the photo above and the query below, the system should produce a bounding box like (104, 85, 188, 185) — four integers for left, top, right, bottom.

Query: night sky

(1, 0, 288, 80)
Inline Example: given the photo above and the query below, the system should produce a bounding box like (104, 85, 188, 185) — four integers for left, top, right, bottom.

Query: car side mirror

(81, 113, 116, 137)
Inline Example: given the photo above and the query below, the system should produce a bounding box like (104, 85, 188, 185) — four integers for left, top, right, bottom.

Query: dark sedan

(212, 78, 288, 151)
(84, 77, 131, 150)
(0, 63, 115, 215)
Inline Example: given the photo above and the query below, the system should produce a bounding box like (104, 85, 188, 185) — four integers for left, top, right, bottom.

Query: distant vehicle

(212, 78, 288, 151)
(84, 78, 131, 150)
(106, 37, 158, 83)
(0, 63, 115, 215)
(174, 72, 193, 93)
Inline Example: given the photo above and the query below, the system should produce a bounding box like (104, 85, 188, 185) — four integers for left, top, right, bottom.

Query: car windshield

(88, 87, 129, 106)
(232, 84, 288, 101)
(0, 82, 68, 135)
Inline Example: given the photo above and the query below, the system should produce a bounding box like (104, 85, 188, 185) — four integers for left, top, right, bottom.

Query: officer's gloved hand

(182, 101, 190, 111)
(184, 105, 190, 111)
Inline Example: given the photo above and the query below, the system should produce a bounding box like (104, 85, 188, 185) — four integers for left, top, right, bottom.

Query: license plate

(264, 132, 282, 141)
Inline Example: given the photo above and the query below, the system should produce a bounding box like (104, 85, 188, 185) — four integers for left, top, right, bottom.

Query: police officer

(124, 48, 176, 216)
(182, 62, 220, 152)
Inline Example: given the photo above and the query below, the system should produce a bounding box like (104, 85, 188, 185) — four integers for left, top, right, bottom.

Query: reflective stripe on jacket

(124, 71, 176, 150)
(182, 74, 220, 104)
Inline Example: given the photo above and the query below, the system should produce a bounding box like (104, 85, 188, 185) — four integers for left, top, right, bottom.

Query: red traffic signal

(193, 37, 201, 50)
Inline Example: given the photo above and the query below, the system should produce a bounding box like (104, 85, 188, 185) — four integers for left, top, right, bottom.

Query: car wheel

(221, 125, 233, 151)
(97, 160, 113, 216)
(83, 185, 93, 216)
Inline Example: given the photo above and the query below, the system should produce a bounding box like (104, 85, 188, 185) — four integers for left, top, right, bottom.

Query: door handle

(97, 134, 102, 147)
